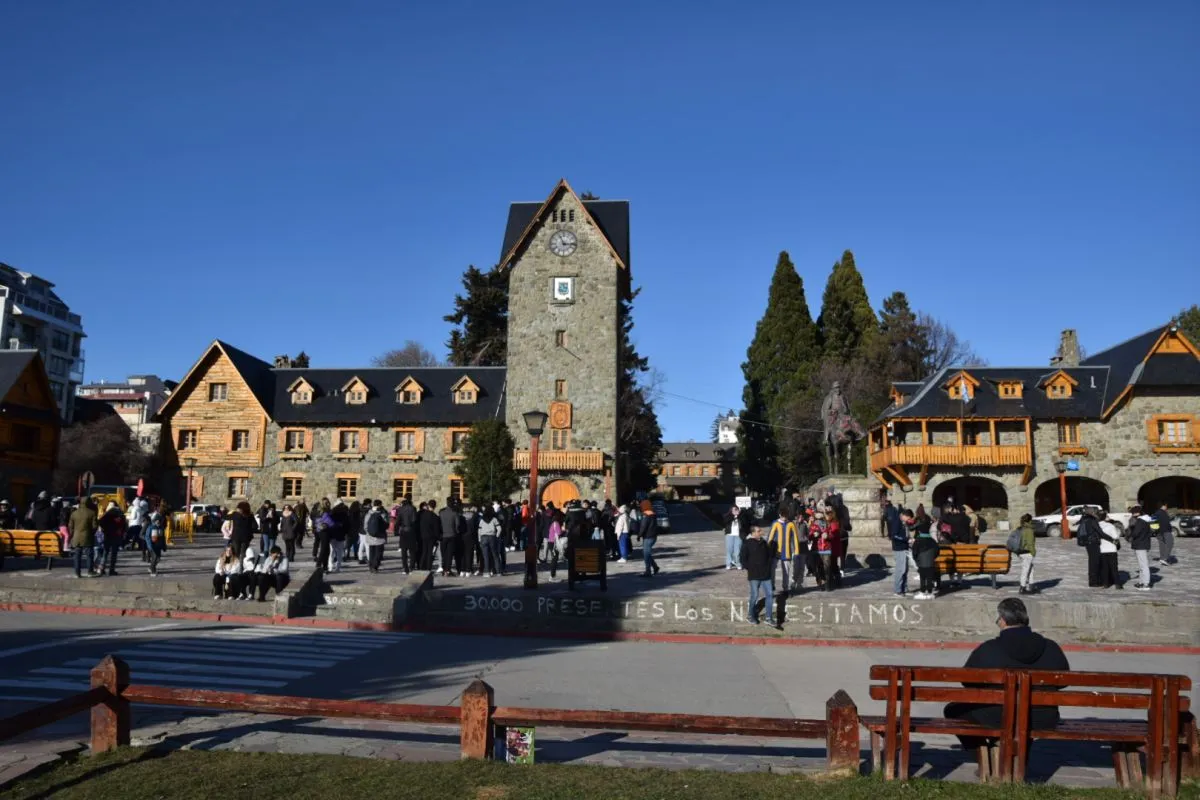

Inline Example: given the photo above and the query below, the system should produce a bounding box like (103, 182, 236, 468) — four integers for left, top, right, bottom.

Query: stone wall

(504, 189, 620, 494)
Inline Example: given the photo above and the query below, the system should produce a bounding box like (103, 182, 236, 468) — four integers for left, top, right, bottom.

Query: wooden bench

(863, 664, 1196, 798)
(0, 530, 65, 570)
(934, 543, 1010, 588)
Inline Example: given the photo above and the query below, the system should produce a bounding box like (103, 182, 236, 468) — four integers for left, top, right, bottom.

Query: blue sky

(2, 2, 1196, 440)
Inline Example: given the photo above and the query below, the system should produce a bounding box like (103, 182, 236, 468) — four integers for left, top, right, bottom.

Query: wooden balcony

(870, 444, 1031, 473)
(513, 449, 605, 471)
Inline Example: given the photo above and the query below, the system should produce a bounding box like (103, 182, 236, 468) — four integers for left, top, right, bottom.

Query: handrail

(490, 706, 828, 737)
(0, 686, 108, 741)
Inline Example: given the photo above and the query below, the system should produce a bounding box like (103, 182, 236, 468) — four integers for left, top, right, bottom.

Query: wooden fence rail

(0, 656, 859, 774)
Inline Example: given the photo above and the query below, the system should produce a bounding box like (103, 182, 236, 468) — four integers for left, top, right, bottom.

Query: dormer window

(685, 449, 698, 458)
(998, 381, 1023, 399)
(889, 386, 906, 406)
(944, 371, 980, 401)
(395, 376, 423, 405)
(288, 377, 315, 405)
(1041, 370, 1077, 400)
(451, 376, 481, 405)
(341, 377, 369, 405)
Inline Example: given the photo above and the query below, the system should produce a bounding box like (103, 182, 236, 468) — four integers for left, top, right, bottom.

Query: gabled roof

(658, 443, 738, 463)
(499, 179, 630, 272)
(341, 376, 369, 394)
(1081, 323, 1200, 415)
(272, 367, 506, 425)
(0, 350, 39, 401)
(156, 340, 275, 421)
(0, 350, 58, 418)
(1039, 369, 1079, 388)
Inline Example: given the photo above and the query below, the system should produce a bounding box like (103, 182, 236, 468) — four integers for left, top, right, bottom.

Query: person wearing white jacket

(238, 547, 258, 599)
(212, 546, 243, 599)
(253, 546, 290, 601)
(1096, 511, 1123, 590)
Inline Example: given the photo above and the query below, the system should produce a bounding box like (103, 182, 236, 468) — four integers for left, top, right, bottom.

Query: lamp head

(522, 409, 549, 438)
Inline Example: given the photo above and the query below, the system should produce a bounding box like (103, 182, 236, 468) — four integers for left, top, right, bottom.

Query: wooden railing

(0, 656, 858, 774)
(870, 444, 1030, 471)
(513, 450, 605, 471)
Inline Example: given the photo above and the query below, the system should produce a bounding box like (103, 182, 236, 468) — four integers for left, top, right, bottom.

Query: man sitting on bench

(944, 598, 1070, 747)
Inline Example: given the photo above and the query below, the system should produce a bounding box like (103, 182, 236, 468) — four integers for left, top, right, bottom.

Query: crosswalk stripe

(32, 667, 287, 689)
(213, 628, 416, 644)
(135, 639, 374, 658)
(115, 648, 339, 669)
(0, 678, 89, 692)
(60, 658, 310, 680)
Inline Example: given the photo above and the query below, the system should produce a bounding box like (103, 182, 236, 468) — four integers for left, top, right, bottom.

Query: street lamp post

(522, 409, 549, 590)
(1054, 459, 1070, 539)
(185, 457, 197, 532)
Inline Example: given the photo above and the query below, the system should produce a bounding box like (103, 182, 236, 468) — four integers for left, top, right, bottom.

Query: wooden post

(90, 656, 130, 753)
(460, 679, 495, 760)
(825, 690, 859, 775)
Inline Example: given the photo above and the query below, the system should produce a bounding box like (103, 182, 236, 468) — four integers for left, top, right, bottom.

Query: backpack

(976, 515, 988, 534)
(1076, 518, 1098, 548)
(1005, 529, 1023, 553)
(367, 511, 387, 537)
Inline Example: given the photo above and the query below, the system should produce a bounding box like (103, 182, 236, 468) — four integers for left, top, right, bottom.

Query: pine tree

(444, 265, 508, 366)
(817, 250, 878, 365)
(459, 419, 520, 504)
(1177, 305, 1200, 348)
(877, 291, 926, 382)
(739, 252, 819, 493)
(617, 288, 663, 499)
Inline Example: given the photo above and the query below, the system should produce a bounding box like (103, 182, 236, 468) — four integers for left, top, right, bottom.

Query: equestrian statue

(821, 381, 866, 475)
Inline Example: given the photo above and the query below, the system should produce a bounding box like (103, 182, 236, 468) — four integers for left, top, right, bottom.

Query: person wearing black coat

(419, 501, 441, 571)
(229, 502, 259, 561)
(29, 492, 55, 531)
(637, 502, 660, 577)
(944, 598, 1070, 747)
(1128, 507, 1154, 590)
(396, 497, 419, 573)
(739, 527, 778, 626)
(1077, 509, 1104, 587)
(438, 499, 462, 576)
(279, 506, 301, 562)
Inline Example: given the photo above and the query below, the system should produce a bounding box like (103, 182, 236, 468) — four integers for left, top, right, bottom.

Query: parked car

(1175, 513, 1200, 537)
(652, 500, 671, 533)
(1031, 505, 1132, 538)
(188, 504, 224, 532)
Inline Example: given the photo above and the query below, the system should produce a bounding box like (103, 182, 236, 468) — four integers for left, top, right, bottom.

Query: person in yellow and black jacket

(767, 512, 804, 594)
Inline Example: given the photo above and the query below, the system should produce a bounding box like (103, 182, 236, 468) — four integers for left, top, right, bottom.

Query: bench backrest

(935, 544, 1010, 573)
(0, 530, 64, 558)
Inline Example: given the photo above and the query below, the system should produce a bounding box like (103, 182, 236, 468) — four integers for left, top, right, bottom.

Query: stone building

(156, 180, 629, 508)
(655, 442, 740, 500)
(869, 324, 1200, 524)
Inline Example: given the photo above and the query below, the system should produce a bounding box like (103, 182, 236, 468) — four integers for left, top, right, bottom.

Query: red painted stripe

(0, 602, 389, 632)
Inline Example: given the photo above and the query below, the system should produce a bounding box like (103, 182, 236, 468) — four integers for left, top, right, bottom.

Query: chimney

(273, 355, 290, 368)
(1051, 329, 1081, 368)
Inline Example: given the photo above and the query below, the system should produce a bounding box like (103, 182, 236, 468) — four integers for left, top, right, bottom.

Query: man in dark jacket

(1151, 501, 1175, 566)
(944, 598, 1070, 747)
(438, 498, 461, 576)
(1129, 506, 1154, 590)
(739, 526, 779, 627)
(30, 491, 55, 531)
(1077, 508, 1104, 587)
(396, 496, 418, 573)
(418, 501, 441, 571)
(885, 501, 910, 596)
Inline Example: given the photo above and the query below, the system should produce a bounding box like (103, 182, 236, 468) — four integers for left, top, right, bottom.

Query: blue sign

(1066, 460, 1080, 472)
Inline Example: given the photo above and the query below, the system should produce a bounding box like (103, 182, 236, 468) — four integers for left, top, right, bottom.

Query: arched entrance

(541, 479, 580, 508)
(1138, 476, 1200, 512)
(1034, 476, 1110, 515)
(932, 477, 1010, 516)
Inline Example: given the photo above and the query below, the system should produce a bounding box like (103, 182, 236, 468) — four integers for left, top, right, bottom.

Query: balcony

(870, 444, 1031, 473)
(513, 449, 605, 471)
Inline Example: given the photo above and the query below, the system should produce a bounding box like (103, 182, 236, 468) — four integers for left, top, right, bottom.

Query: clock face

(548, 229, 577, 257)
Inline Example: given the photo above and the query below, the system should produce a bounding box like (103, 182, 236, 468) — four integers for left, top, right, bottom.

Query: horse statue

(821, 381, 866, 475)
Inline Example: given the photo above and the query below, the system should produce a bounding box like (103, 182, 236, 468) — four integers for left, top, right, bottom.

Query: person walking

(767, 512, 802, 593)
(313, 499, 334, 574)
(1151, 501, 1176, 566)
(910, 508, 940, 600)
(740, 526, 778, 627)
(638, 500, 660, 578)
(279, 504, 300, 562)
(478, 505, 503, 577)
(1015, 513, 1038, 595)
(293, 499, 308, 553)
(68, 497, 99, 578)
(97, 502, 126, 576)
(228, 502, 258, 562)
(1077, 507, 1104, 588)
(1128, 506, 1154, 590)
(723, 504, 743, 570)
(363, 499, 388, 573)
(145, 506, 167, 576)
(328, 500, 350, 572)
(885, 500, 910, 596)
(614, 504, 631, 563)
(1096, 511, 1123, 589)
(257, 501, 279, 556)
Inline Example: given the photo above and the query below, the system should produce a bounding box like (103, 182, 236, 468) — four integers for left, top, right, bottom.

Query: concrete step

(0, 586, 274, 617)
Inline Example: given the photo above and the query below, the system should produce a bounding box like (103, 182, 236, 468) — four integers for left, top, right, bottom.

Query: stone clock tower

(498, 180, 630, 504)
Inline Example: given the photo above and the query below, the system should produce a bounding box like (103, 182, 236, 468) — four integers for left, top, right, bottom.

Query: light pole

(185, 457, 197, 532)
(522, 409, 548, 590)
(1053, 459, 1069, 539)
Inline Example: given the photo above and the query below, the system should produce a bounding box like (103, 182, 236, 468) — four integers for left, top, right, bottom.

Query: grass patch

(3, 748, 1195, 800)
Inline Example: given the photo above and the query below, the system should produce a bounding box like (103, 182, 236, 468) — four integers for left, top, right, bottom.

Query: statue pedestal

(806, 475, 889, 562)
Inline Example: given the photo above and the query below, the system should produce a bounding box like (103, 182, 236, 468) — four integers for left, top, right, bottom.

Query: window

(393, 476, 414, 501)
(685, 449, 698, 458)
(449, 478, 464, 504)
(686, 466, 695, 476)
(209, 383, 228, 402)
(11, 424, 40, 453)
(347, 390, 366, 404)
(550, 429, 570, 450)
(568, 209, 575, 222)
(283, 476, 304, 500)
(552, 210, 558, 222)
(1057, 422, 1080, 445)
(284, 429, 307, 452)
(999, 382, 1023, 399)
(51, 330, 70, 351)
(455, 389, 476, 404)
(451, 430, 469, 454)
(1159, 420, 1192, 445)
(292, 390, 312, 404)
(702, 466, 712, 477)
(395, 430, 416, 453)
(555, 379, 567, 399)
(337, 477, 359, 500)
(178, 429, 198, 450)
(398, 389, 419, 404)
(232, 430, 250, 451)
(1048, 382, 1069, 399)
(554, 330, 567, 347)
(1043, 371, 1076, 399)
(227, 476, 249, 498)
(338, 430, 360, 452)
(671, 466, 680, 476)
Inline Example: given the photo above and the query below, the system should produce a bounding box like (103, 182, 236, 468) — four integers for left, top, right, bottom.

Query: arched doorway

(1138, 476, 1200, 512)
(1033, 476, 1110, 515)
(541, 479, 580, 508)
(932, 477, 1010, 517)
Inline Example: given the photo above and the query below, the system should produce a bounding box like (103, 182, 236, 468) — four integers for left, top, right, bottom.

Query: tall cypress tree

(817, 250, 878, 365)
(739, 252, 819, 493)
(444, 265, 509, 366)
(617, 287, 663, 498)
(877, 290, 927, 382)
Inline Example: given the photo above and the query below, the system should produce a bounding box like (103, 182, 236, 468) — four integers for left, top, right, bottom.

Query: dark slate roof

(882, 366, 1109, 421)
(0, 350, 38, 401)
(271, 367, 506, 425)
(1139, 353, 1200, 386)
(658, 443, 737, 463)
(1080, 325, 1167, 409)
(501, 199, 630, 269)
(217, 340, 277, 414)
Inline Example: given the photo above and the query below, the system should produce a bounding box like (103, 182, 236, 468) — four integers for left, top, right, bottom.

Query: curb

(0, 602, 392, 631)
